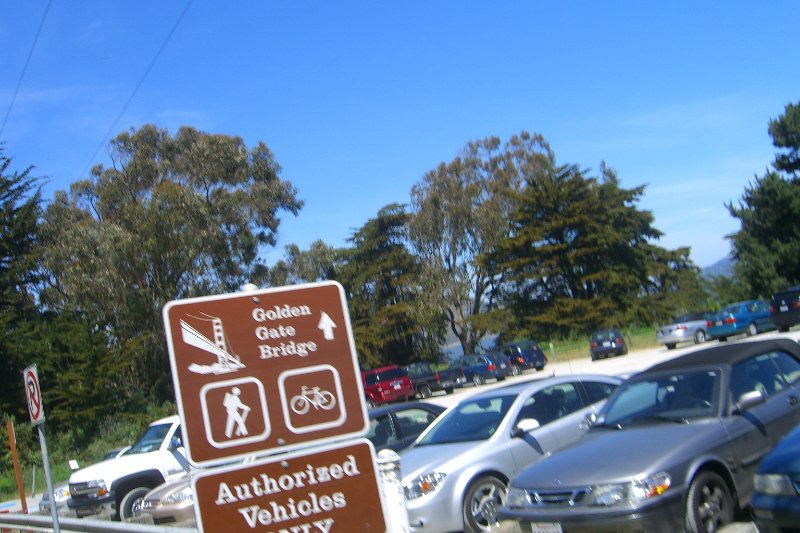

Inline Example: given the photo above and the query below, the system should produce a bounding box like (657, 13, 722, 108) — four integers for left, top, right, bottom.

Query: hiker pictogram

(223, 387, 251, 437)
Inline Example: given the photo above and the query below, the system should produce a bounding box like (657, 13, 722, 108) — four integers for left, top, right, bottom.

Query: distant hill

(701, 255, 735, 278)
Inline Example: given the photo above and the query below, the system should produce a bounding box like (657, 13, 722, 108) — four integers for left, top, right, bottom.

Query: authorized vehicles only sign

(163, 281, 368, 466)
(192, 440, 386, 533)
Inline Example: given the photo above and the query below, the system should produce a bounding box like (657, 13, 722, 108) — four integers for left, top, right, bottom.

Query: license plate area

(531, 522, 562, 533)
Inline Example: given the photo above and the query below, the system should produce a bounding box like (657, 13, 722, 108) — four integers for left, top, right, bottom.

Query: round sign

(24, 366, 44, 424)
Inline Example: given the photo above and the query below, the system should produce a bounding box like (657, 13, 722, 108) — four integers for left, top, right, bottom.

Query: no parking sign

(23, 364, 44, 425)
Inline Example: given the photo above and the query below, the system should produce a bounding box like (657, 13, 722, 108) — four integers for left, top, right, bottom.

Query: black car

(752, 422, 800, 532)
(500, 338, 800, 533)
(770, 286, 800, 332)
(589, 328, 628, 361)
(498, 340, 548, 372)
(367, 401, 445, 452)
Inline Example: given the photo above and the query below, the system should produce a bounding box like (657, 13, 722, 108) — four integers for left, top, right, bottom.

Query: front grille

(528, 488, 590, 507)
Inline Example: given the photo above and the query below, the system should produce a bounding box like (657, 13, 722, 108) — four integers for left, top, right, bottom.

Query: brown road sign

(163, 281, 368, 466)
(192, 439, 386, 533)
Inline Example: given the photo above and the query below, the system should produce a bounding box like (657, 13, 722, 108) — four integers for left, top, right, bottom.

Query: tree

(728, 101, 800, 297)
(340, 204, 440, 367)
(0, 148, 42, 419)
(770, 101, 800, 174)
(261, 240, 341, 287)
(409, 134, 526, 355)
(486, 151, 703, 337)
(39, 125, 302, 403)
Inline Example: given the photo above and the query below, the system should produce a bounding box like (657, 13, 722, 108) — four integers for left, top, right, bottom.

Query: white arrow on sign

(318, 312, 337, 340)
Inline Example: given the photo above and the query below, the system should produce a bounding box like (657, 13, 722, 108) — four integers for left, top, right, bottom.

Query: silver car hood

(512, 420, 724, 488)
(400, 441, 485, 479)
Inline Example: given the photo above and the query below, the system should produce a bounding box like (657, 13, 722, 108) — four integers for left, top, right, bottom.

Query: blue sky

(2, 1, 798, 268)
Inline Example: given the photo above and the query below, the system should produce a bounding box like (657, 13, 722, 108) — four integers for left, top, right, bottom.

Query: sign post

(23, 364, 59, 532)
(163, 281, 388, 532)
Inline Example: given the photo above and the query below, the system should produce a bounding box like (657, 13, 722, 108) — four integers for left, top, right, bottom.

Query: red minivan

(362, 365, 414, 408)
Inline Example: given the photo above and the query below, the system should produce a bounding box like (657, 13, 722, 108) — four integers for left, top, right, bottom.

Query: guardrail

(0, 513, 196, 533)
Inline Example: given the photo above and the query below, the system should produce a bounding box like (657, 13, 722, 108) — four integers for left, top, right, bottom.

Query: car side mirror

(512, 418, 540, 438)
(734, 389, 765, 414)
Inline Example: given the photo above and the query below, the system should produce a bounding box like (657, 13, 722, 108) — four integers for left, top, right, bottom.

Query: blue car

(752, 422, 800, 532)
(449, 352, 515, 386)
(707, 300, 775, 341)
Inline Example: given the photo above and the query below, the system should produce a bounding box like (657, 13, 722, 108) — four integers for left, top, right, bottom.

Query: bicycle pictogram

(290, 385, 337, 415)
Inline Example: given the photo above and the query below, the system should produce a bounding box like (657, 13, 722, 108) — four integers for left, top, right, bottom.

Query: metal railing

(0, 513, 195, 533)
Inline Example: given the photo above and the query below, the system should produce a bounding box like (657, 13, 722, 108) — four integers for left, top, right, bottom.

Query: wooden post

(6, 420, 28, 514)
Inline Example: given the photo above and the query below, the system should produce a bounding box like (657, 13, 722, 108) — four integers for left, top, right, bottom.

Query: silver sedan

(400, 374, 622, 533)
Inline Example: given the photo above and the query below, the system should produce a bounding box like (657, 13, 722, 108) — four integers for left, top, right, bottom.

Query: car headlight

(754, 474, 798, 496)
(404, 473, 446, 500)
(71, 479, 109, 498)
(162, 486, 194, 505)
(586, 472, 671, 507)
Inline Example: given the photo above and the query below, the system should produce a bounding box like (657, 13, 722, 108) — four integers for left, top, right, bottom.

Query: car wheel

(746, 323, 758, 336)
(444, 386, 455, 394)
(366, 398, 375, 409)
(511, 365, 520, 376)
(462, 475, 506, 533)
(778, 325, 790, 332)
(684, 470, 733, 533)
(590, 353, 597, 361)
(472, 374, 484, 386)
(717, 336, 727, 342)
(666, 343, 677, 350)
(118, 486, 151, 521)
(417, 384, 433, 399)
(694, 330, 707, 344)
(536, 364, 544, 371)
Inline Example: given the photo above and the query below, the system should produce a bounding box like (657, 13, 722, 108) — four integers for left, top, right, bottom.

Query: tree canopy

(38, 125, 302, 403)
(729, 101, 800, 297)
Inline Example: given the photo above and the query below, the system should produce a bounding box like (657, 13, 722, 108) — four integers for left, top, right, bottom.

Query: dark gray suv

(770, 286, 800, 332)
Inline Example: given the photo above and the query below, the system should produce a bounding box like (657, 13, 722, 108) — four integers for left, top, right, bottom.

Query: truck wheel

(119, 486, 150, 521)
(418, 384, 433, 399)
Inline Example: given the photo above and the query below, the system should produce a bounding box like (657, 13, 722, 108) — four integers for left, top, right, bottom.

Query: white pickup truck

(67, 415, 190, 520)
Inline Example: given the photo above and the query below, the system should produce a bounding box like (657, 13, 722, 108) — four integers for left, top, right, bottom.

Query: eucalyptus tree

(39, 125, 302, 402)
(409, 133, 532, 355)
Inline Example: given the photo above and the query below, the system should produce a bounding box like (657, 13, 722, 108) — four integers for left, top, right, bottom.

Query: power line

(79, 0, 194, 179)
(0, 0, 53, 140)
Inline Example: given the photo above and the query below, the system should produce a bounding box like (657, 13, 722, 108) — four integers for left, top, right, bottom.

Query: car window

(367, 414, 398, 448)
(516, 384, 582, 426)
(770, 351, 800, 386)
(731, 354, 783, 399)
(580, 381, 618, 404)
(395, 408, 439, 437)
(602, 369, 719, 426)
(417, 395, 516, 444)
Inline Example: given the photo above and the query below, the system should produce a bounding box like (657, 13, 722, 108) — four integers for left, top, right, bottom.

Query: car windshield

(599, 369, 720, 427)
(416, 394, 517, 445)
(127, 422, 172, 454)
(365, 368, 405, 384)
